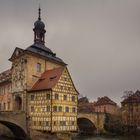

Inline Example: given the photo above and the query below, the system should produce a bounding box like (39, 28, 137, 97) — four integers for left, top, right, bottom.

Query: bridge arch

(78, 112, 106, 134)
(0, 120, 27, 139)
(0, 112, 28, 139)
(77, 117, 97, 134)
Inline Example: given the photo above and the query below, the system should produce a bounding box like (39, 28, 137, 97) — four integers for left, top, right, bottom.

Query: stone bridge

(0, 111, 107, 138)
(78, 112, 106, 134)
(0, 111, 28, 139)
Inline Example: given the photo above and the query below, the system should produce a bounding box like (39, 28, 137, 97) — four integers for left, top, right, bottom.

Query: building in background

(0, 69, 12, 111)
(94, 96, 119, 115)
(121, 90, 140, 127)
(0, 8, 78, 132)
(78, 97, 95, 113)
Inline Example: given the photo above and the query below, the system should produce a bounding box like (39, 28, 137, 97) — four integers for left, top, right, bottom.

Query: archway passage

(15, 96, 22, 111)
(0, 121, 27, 140)
(77, 118, 97, 134)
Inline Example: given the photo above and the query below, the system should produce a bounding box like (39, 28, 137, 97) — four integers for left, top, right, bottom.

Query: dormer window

(36, 63, 41, 72)
(50, 76, 57, 81)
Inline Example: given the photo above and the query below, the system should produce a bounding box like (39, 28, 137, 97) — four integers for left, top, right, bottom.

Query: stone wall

(30, 130, 72, 140)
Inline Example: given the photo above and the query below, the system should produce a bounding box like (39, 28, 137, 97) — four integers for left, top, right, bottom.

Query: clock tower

(33, 7, 46, 45)
(9, 8, 66, 112)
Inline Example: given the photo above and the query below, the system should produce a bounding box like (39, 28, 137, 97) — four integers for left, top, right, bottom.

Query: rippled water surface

(0, 136, 14, 140)
(73, 136, 140, 140)
(0, 135, 140, 140)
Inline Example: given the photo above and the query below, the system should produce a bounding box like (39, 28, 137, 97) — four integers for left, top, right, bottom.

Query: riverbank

(1, 129, 140, 140)
(30, 130, 72, 140)
(1, 133, 140, 140)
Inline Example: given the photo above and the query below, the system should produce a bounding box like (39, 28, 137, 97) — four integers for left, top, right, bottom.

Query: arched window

(15, 96, 22, 111)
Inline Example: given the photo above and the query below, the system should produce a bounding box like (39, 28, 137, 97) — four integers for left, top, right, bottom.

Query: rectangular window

(55, 94, 59, 100)
(64, 95, 67, 101)
(34, 121, 36, 126)
(4, 103, 6, 110)
(54, 121, 57, 126)
(31, 95, 35, 101)
(31, 106, 35, 112)
(72, 96, 75, 102)
(60, 121, 66, 126)
(46, 94, 50, 100)
(42, 107, 45, 112)
(60, 86, 63, 90)
(65, 107, 69, 112)
(8, 102, 10, 110)
(71, 121, 75, 125)
(53, 106, 57, 112)
(36, 63, 41, 72)
(46, 106, 50, 112)
(72, 107, 76, 113)
(58, 106, 62, 112)
(46, 121, 49, 126)
(39, 121, 42, 126)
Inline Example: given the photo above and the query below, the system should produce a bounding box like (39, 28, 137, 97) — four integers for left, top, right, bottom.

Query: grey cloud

(0, 0, 140, 104)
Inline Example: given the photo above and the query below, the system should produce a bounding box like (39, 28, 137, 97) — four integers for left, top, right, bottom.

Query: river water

(0, 135, 140, 140)
(73, 136, 140, 140)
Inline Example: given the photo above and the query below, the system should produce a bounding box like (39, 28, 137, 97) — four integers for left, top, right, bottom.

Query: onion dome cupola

(33, 7, 46, 45)
(25, 7, 66, 66)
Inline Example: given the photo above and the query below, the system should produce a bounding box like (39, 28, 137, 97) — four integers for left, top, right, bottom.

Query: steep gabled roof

(95, 96, 117, 106)
(65, 67, 79, 95)
(134, 90, 140, 97)
(29, 67, 65, 92)
(9, 47, 24, 61)
(0, 69, 11, 84)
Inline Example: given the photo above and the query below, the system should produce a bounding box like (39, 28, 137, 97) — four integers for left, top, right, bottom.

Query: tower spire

(38, 4, 41, 20)
(33, 6, 46, 45)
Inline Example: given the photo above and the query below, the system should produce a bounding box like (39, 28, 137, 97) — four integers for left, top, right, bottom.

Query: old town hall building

(0, 8, 78, 132)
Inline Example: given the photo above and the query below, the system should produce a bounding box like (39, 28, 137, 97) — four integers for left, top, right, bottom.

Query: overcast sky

(0, 0, 140, 104)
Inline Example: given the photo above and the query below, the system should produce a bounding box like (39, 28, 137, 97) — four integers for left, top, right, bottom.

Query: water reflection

(0, 135, 140, 140)
(0, 136, 14, 140)
(73, 136, 140, 140)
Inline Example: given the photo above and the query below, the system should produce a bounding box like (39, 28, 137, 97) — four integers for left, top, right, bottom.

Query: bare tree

(121, 91, 134, 133)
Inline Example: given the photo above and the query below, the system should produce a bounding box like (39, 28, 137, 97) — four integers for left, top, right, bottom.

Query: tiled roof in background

(95, 96, 117, 106)
(0, 69, 11, 84)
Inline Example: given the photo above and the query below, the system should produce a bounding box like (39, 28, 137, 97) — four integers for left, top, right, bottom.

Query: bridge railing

(78, 110, 107, 115)
(0, 111, 26, 115)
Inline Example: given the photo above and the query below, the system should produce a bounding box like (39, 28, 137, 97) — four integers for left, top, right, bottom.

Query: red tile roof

(0, 69, 11, 84)
(121, 90, 140, 103)
(78, 97, 89, 104)
(30, 67, 65, 91)
(95, 96, 117, 106)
